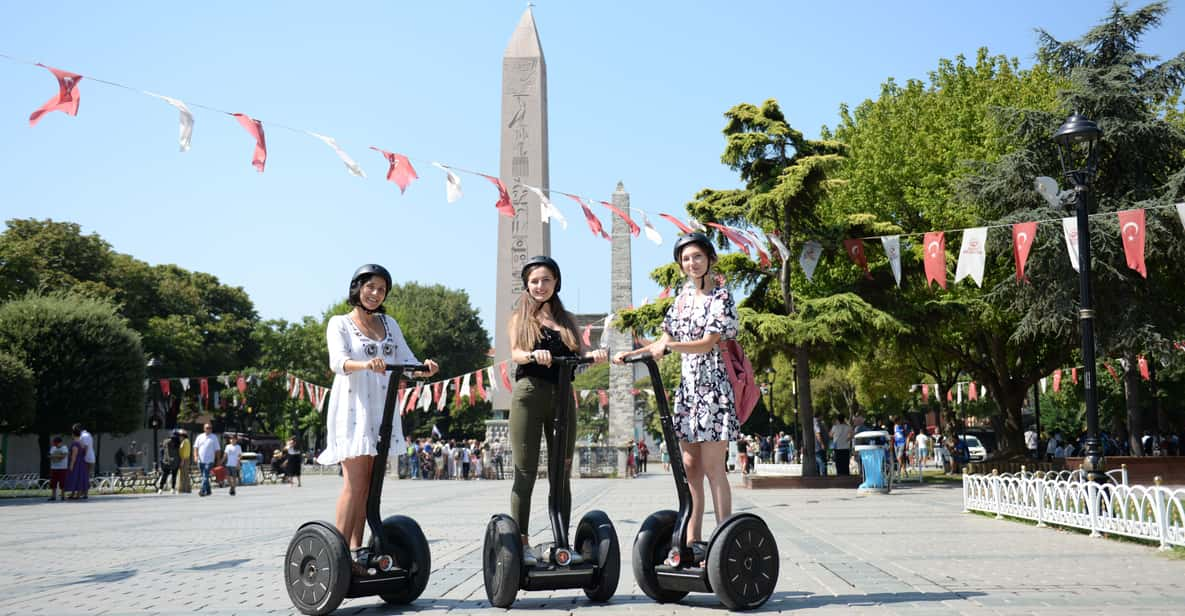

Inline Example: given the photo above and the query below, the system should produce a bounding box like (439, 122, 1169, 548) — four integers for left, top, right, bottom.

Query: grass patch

(969, 509, 1185, 554)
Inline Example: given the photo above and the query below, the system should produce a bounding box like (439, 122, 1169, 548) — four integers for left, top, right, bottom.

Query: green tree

(0, 293, 144, 476)
(0, 219, 114, 300)
(0, 351, 35, 430)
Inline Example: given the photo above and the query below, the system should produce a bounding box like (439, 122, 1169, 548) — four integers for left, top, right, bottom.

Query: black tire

(482, 514, 522, 608)
(574, 510, 620, 602)
(632, 510, 688, 604)
(706, 516, 779, 611)
(375, 515, 432, 605)
(284, 521, 352, 616)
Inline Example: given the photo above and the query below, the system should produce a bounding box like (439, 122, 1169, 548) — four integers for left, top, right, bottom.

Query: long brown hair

(511, 290, 580, 353)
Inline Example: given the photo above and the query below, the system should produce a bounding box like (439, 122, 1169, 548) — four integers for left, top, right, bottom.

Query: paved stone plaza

(2, 471, 1182, 615)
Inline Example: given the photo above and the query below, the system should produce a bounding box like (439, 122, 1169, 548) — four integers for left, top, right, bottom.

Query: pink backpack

(675, 287, 759, 424)
(721, 340, 759, 424)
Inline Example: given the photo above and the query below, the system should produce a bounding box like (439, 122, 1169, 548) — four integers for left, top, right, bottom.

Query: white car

(962, 435, 988, 462)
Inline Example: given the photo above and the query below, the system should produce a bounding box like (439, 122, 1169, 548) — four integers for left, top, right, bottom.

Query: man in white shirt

(916, 431, 932, 467)
(223, 435, 242, 496)
(75, 423, 95, 499)
(829, 418, 853, 476)
(193, 423, 221, 497)
(1024, 429, 1038, 459)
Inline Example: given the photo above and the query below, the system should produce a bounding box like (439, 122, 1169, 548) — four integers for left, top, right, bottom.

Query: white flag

(145, 92, 194, 152)
(980, 385, 987, 399)
(686, 215, 707, 232)
(460, 372, 471, 401)
(1062, 217, 1080, 272)
(307, 132, 366, 178)
(431, 162, 463, 203)
(799, 241, 823, 281)
(881, 235, 902, 286)
(954, 227, 988, 286)
(419, 383, 433, 411)
(486, 366, 498, 392)
(1176, 202, 1184, 231)
(1040, 377, 1048, 393)
(525, 185, 567, 229)
(767, 232, 791, 264)
(642, 214, 663, 245)
(743, 230, 771, 264)
(179, 377, 190, 391)
(398, 387, 409, 411)
(580, 390, 591, 401)
(957, 383, 963, 404)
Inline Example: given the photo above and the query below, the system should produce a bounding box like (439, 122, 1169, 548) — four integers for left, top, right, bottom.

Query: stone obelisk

(607, 183, 635, 475)
(492, 8, 549, 423)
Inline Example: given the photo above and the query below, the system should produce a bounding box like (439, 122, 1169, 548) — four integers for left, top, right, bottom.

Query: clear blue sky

(2, 1, 1181, 341)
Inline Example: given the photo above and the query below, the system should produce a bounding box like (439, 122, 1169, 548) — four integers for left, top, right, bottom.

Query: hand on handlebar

(415, 359, 439, 378)
(367, 357, 388, 374)
(533, 349, 553, 367)
(588, 349, 608, 364)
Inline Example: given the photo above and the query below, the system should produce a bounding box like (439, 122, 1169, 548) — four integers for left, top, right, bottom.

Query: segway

(284, 363, 432, 615)
(625, 353, 778, 611)
(482, 355, 621, 608)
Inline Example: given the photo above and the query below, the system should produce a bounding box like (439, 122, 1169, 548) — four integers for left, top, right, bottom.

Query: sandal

(690, 542, 708, 567)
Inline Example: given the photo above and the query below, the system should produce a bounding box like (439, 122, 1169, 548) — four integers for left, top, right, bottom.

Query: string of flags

(911, 350, 1179, 404)
(146, 371, 332, 412)
(4, 56, 709, 248)
(12, 55, 1183, 294)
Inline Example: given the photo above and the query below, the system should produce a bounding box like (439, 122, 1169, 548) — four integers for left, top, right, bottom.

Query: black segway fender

(705, 513, 779, 611)
(632, 510, 689, 604)
(482, 513, 523, 608)
(375, 515, 432, 605)
(573, 509, 620, 602)
(285, 520, 352, 616)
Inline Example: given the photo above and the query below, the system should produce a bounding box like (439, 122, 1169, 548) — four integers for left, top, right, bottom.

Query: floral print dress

(662, 283, 740, 443)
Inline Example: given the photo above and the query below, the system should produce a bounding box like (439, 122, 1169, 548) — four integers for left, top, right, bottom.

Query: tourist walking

(314, 264, 439, 575)
(177, 429, 192, 493)
(615, 232, 740, 566)
(830, 417, 853, 476)
(637, 441, 649, 474)
(47, 436, 69, 501)
(285, 437, 303, 488)
(508, 256, 607, 566)
(76, 423, 94, 499)
(64, 427, 89, 500)
(193, 423, 220, 497)
(157, 431, 180, 493)
(224, 435, 242, 496)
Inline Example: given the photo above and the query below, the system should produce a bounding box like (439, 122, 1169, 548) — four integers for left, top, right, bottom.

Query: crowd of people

(404, 437, 506, 480)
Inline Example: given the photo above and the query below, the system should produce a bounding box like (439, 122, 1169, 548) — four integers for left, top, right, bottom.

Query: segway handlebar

(621, 351, 655, 363)
(550, 355, 596, 367)
(385, 363, 431, 375)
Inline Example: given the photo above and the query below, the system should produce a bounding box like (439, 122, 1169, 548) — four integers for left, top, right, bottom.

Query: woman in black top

(507, 256, 607, 566)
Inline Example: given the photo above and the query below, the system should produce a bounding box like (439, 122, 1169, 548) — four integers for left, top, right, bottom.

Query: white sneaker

(522, 546, 539, 567)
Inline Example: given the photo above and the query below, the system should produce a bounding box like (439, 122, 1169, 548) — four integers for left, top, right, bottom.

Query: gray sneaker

(521, 546, 539, 567)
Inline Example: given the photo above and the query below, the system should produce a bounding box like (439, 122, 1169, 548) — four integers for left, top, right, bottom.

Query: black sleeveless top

(515, 326, 578, 384)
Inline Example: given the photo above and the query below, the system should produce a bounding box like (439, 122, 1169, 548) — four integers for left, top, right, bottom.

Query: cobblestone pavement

(2, 470, 1182, 615)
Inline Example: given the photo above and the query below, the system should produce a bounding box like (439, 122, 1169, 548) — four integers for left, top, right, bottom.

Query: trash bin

(854, 430, 892, 494)
(240, 452, 259, 486)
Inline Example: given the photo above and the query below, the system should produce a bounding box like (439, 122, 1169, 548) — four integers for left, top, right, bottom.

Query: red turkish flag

(475, 370, 487, 401)
(1012, 222, 1038, 282)
(432, 382, 444, 406)
(923, 232, 947, 289)
(1071, 367, 1078, 385)
(452, 377, 462, 407)
(1138, 356, 1150, 381)
(369, 147, 418, 194)
(479, 174, 516, 217)
(231, 113, 267, 172)
(921, 384, 929, 401)
(598, 390, 609, 408)
(843, 239, 872, 280)
(658, 287, 671, 299)
(969, 381, 978, 401)
(237, 375, 248, 394)
(29, 65, 82, 126)
(405, 384, 421, 413)
(582, 323, 592, 347)
(1052, 370, 1062, 392)
(499, 362, 513, 389)
(396, 383, 407, 413)
(659, 213, 694, 234)
(599, 201, 640, 237)
(573, 388, 580, 406)
(159, 379, 171, 397)
(569, 196, 610, 240)
(199, 378, 209, 403)
(1104, 362, 1120, 383)
(947, 389, 953, 402)
(1117, 209, 1147, 277)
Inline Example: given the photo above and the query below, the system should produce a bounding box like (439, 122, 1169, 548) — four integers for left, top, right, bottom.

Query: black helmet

(521, 255, 561, 294)
(350, 264, 392, 291)
(672, 232, 716, 263)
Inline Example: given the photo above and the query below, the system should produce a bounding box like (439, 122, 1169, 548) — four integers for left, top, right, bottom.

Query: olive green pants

(509, 376, 576, 536)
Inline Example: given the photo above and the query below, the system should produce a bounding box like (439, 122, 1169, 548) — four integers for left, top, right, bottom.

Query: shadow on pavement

(189, 558, 252, 571)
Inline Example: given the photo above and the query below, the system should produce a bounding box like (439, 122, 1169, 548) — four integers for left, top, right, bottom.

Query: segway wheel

(375, 515, 432, 605)
(284, 521, 351, 616)
(574, 509, 620, 602)
(482, 514, 522, 608)
(706, 516, 779, 611)
(632, 510, 688, 604)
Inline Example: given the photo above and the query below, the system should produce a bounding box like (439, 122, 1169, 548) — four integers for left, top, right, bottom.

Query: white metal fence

(963, 468, 1185, 550)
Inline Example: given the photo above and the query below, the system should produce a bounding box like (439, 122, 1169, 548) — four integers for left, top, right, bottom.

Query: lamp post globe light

(1051, 112, 1105, 483)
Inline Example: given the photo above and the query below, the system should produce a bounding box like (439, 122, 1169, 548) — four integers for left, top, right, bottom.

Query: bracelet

(528, 351, 537, 364)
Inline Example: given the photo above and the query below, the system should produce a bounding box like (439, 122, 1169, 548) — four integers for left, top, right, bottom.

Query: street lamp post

(146, 357, 163, 472)
(1052, 112, 1106, 483)
(764, 368, 776, 460)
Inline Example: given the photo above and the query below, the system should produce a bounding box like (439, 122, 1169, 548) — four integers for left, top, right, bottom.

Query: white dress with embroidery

(316, 314, 419, 465)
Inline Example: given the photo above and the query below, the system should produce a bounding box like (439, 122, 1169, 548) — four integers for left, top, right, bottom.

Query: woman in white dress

(316, 264, 439, 568)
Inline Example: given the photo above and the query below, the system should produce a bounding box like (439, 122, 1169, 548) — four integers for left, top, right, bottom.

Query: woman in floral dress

(615, 232, 738, 564)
